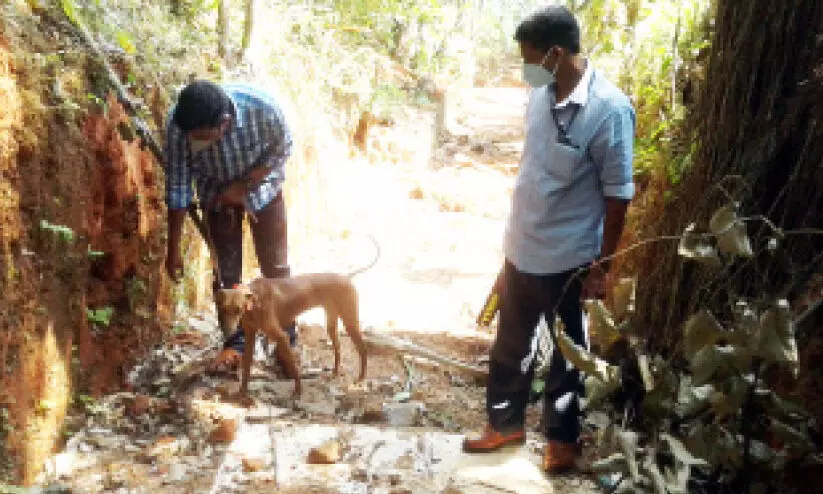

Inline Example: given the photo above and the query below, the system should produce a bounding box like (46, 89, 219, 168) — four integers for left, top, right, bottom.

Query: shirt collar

(554, 60, 593, 109)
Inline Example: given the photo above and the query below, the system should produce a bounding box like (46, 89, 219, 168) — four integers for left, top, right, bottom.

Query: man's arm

(164, 120, 193, 279)
(599, 198, 630, 271)
(590, 104, 636, 265)
(584, 104, 635, 297)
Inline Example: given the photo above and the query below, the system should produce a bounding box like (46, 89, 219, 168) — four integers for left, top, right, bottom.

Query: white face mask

(522, 50, 559, 88)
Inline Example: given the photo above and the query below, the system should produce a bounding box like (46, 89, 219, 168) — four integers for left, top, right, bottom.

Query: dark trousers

(207, 193, 294, 341)
(487, 260, 587, 444)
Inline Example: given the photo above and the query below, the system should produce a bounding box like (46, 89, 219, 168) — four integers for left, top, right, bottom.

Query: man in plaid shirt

(164, 80, 297, 374)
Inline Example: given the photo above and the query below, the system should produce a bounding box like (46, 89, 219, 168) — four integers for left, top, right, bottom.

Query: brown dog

(216, 237, 379, 397)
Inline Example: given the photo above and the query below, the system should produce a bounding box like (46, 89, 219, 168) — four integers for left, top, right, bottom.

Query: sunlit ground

(282, 88, 529, 338)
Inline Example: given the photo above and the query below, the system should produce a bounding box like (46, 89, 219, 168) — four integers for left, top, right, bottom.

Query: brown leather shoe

(463, 425, 525, 453)
(542, 440, 579, 473)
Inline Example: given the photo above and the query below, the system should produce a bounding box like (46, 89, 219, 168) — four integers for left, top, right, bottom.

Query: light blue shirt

(504, 63, 635, 275)
(164, 83, 293, 212)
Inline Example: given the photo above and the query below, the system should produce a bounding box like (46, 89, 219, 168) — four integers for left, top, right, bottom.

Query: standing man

(164, 80, 297, 374)
(463, 6, 635, 473)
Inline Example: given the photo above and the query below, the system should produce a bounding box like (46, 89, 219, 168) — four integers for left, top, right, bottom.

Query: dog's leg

(325, 308, 341, 376)
(240, 326, 256, 398)
(339, 286, 367, 381)
(272, 325, 302, 395)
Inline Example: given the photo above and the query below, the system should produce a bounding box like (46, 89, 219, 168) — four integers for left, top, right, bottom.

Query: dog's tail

(347, 233, 381, 278)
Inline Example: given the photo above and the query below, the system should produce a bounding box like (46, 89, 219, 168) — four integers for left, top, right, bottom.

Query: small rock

(307, 439, 341, 464)
(208, 416, 239, 444)
(142, 436, 186, 461)
(166, 462, 188, 483)
(126, 394, 152, 416)
(383, 402, 424, 427)
(388, 470, 402, 486)
(241, 457, 267, 473)
(245, 406, 289, 423)
(358, 403, 385, 424)
(352, 467, 369, 482)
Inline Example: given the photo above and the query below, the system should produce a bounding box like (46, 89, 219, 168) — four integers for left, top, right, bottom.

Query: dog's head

(215, 285, 255, 330)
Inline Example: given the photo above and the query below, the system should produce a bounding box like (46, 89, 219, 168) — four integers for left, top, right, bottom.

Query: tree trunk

(241, 0, 255, 59)
(628, 1, 823, 349)
(217, 0, 228, 60)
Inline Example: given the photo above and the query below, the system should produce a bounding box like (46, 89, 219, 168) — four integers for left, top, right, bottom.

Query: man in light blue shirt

(463, 6, 634, 473)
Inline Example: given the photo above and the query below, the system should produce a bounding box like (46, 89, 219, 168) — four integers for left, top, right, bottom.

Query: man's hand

(214, 180, 248, 208)
(166, 249, 183, 282)
(581, 264, 607, 300)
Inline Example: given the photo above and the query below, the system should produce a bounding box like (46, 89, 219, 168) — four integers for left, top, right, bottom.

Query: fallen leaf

(661, 433, 709, 467)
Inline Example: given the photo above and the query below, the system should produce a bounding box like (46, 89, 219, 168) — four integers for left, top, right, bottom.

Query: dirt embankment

(0, 11, 174, 484)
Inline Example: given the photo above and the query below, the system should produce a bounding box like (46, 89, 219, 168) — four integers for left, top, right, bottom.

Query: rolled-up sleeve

(164, 122, 193, 209)
(589, 105, 635, 200)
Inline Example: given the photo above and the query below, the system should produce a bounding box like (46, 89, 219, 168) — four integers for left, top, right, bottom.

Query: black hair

(171, 80, 234, 132)
(514, 5, 581, 54)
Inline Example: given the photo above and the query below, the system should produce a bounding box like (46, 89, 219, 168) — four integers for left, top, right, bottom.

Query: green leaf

(637, 354, 654, 392)
(770, 420, 813, 452)
(708, 376, 747, 421)
(664, 463, 691, 494)
(611, 277, 636, 321)
(555, 326, 620, 384)
(585, 299, 623, 351)
(642, 451, 668, 494)
(754, 300, 798, 372)
(709, 204, 754, 257)
(678, 223, 720, 267)
(61, 0, 79, 24)
(661, 433, 709, 467)
(689, 345, 722, 386)
(682, 310, 724, 360)
(676, 378, 714, 418)
(585, 374, 620, 409)
(393, 391, 411, 403)
(761, 390, 807, 421)
(591, 453, 629, 474)
(617, 429, 641, 481)
(116, 31, 137, 55)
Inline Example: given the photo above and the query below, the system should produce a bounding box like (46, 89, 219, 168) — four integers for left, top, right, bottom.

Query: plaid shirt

(164, 83, 293, 212)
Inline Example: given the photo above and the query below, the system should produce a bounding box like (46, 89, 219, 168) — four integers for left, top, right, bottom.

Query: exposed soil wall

(0, 14, 174, 484)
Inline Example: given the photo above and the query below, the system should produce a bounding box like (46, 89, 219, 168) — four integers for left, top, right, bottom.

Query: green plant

(86, 306, 114, 328)
(39, 220, 75, 245)
(551, 200, 821, 493)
